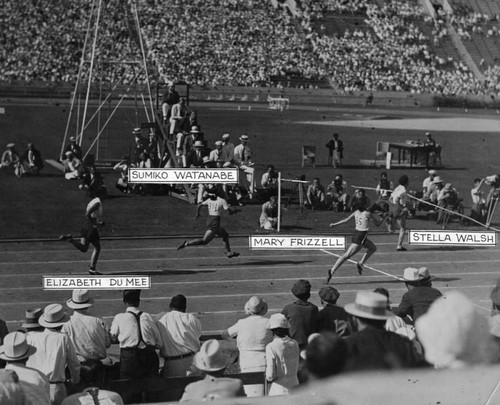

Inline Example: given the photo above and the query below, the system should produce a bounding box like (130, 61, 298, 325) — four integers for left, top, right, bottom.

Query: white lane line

(0, 241, 497, 255)
(1, 270, 499, 291)
(2, 249, 500, 267)
(2, 258, 500, 279)
(0, 284, 495, 307)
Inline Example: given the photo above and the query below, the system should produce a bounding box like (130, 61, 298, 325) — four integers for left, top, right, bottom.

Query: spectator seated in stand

(326, 175, 349, 212)
(305, 178, 326, 210)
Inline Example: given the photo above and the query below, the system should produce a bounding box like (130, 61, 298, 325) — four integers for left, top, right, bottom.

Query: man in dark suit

(180, 339, 245, 401)
(187, 141, 206, 168)
(396, 267, 443, 324)
(343, 291, 426, 372)
(325, 133, 344, 168)
(317, 286, 353, 336)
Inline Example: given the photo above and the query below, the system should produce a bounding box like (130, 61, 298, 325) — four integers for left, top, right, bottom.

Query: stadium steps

(414, 20, 462, 65)
(313, 13, 371, 37)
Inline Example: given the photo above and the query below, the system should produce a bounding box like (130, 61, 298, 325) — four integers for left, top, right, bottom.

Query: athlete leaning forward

(326, 189, 383, 283)
(178, 187, 240, 258)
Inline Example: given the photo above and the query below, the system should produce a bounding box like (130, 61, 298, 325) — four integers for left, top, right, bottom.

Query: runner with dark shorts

(178, 191, 239, 258)
(326, 193, 382, 283)
(59, 191, 104, 275)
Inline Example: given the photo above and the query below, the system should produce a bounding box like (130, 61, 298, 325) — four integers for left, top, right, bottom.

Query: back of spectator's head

(303, 332, 347, 379)
(292, 279, 311, 301)
(0, 369, 25, 405)
(319, 286, 340, 304)
(123, 290, 141, 307)
(373, 287, 391, 309)
(473, 178, 481, 185)
(170, 294, 187, 312)
(244, 296, 268, 316)
(491, 286, 500, 311)
(398, 175, 409, 187)
(416, 291, 491, 369)
(333, 133, 339, 139)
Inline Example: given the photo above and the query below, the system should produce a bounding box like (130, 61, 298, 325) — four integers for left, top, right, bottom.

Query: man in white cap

(187, 140, 206, 168)
(1, 331, 50, 405)
(62, 136, 83, 161)
(26, 304, 80, 405)
(158, 294, 202, 378)
(62, 290, 111, 386)
(0, 143, 20, 171)
(343, 291, 424, 372)
(180, 339, 245, 401)
(422, 169, 437, 200)
(209, 141, 224, 163)
(396, 267, 442, 324)
(233, 134, 255, 199)
(221, 133, 235, 167)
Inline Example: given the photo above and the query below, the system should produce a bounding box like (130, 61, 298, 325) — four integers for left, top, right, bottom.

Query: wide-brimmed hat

(38, 303, 70, 328)
(244, 296, 268, 316)
(345, 291, 393, 320)
(67, 289, 94, 309)
(190, 126, 201, 134)
(6, 143, 15, 148)
(194, 140, 204, 148)
(202, 156, 211, 164)
(239, 134, 249, 142)
(318, 286, 340, 304)
(193, 339, 227, 372)
(268, 313, 289, 329)
(418, 267, 433, 282)
(0, 332, 36, 362)
(402, 267, 420, 282)
(21, 308, 42, 329)
(222, 133, 230, 140)
(432, 176, 443, 184)
(132, 128, 142, 135)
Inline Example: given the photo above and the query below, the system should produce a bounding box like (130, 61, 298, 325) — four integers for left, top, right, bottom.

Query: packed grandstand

(1, 0, 500, 95)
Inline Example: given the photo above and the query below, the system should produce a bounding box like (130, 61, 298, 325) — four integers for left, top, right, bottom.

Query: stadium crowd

(1, 276, 500, 404)
(1, 0, 500, 95)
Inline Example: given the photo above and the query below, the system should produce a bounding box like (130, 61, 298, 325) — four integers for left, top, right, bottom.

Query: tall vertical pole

(278, 172, 282, 233)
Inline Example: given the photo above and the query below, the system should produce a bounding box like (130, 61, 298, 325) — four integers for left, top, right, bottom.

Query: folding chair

(302, 145, 316, 167)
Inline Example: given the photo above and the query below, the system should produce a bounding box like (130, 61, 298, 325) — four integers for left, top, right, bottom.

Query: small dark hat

(170, 294, 187, 310)
(318, 286, 340, 303)
(291, 279, 311, 298)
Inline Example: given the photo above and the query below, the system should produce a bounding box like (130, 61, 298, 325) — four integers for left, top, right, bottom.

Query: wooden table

(388, 142, 431, 167)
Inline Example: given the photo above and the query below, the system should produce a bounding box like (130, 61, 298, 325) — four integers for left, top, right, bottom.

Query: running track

(1, 233, 498, 333)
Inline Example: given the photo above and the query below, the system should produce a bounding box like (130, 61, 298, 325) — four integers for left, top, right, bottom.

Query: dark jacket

(282, 300, 319, 348)
(318, 304, 354, 336)
(396, 286, 442, 323)
(344, 326, 425, 372)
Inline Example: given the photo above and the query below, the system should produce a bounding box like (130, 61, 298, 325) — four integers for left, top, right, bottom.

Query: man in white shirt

(158, 294, 202, 377)
(59, 191, 104, 275)
(209, 141, 224, 163)
(62, 290, 111, 387)
(169, 97, 190, 135)
(110, 290, 165, 403)
(233, 134, 255, 199)
(26, 304, 80, 405)
(1, 331, 50, 405)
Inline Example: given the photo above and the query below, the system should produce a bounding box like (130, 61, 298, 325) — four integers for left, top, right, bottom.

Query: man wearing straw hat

(19, 308, 44, 334)
(233, 134, 256, 199)
(343, 291, 424, 372)
(396, 267, 442, 324)
(62, 290, 111, 386)
(180, 339, 245, 401)
(26, 304, 80, 405)
(1, 331, 50, 405)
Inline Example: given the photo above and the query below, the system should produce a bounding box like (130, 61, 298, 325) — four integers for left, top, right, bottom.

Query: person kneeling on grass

(260, 196, 278, 231)
(326, 195, 383, 283)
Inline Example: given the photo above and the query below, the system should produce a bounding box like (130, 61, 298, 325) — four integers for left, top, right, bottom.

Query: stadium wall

(1, 81, 498, 109)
